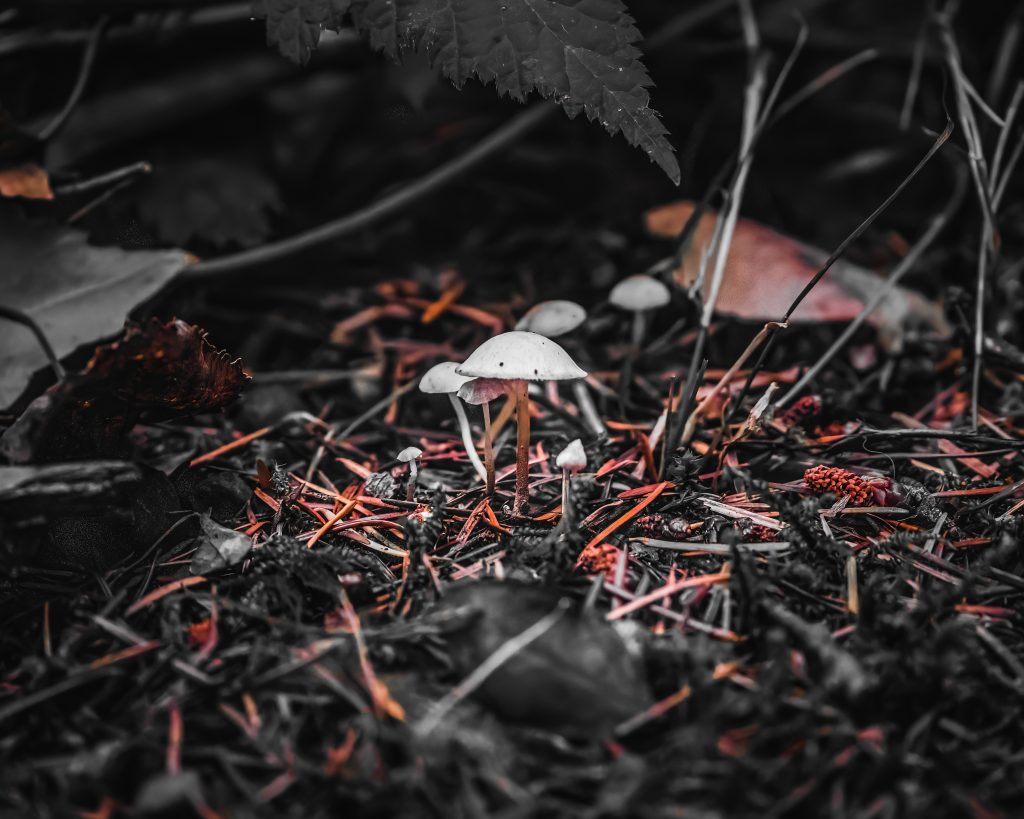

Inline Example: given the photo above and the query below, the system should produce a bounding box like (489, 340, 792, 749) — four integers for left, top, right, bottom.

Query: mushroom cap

(458, 377, 508, 405)
(555, 438, 587, 471)
(419, 361, 474, 394)
(397, 446, 423, 463)
(455, 331, 587, 381)
(609, 275, 671, 311)
(515, 300, 587, 338)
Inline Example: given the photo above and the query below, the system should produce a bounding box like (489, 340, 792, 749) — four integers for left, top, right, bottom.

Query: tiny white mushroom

(418, 362, 487, 484)
(515, 300, 587, 338)
(397, 445, 423, 501)
(456, 331, 586, 516)
(516, 300, 604, 438)
(609, 275, 671, 403)
(555, 438, 587, 523)
(609, 274, 671, 348)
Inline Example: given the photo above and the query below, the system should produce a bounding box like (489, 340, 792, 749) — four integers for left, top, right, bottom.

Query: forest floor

(2, 2, 1024, 817)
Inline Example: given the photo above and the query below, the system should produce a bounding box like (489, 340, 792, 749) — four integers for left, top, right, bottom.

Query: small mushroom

(456, 331, 586, 516)
(457, 377, 508, 497)
(555, 438, 587, 524)
(397, 446, 423, 501)
(418, 362, 487, 484)
(609, 275, 671, 402)
(516, 299, 604, 437)
(515, 300, 587, 337)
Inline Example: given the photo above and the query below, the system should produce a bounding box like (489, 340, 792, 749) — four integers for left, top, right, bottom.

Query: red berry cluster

(803, 465, 875, 505)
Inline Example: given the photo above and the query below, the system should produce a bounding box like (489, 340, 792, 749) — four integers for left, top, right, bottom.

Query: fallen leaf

(0, 319, 247, 463)
(644, 200, 949, 346)
(0, 208, 191, 409)
(0, 164, 53, 200)
(190, 515, 253, 574)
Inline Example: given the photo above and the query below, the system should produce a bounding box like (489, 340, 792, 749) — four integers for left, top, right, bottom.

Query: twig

(0, 304, 66, 381)
(37, 16, 110, 142)
(940, 15, 997, 428)
(182, 104, 553, 279)
(54, 160, 151, 196)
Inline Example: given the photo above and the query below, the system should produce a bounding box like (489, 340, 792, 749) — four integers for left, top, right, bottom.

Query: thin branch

(182, 104, 553, 279)
(37, 16, 110, 142)
(54, 161, 152, 196)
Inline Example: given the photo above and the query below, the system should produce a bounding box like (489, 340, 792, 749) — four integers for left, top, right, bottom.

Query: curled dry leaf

(0, 318, 248, 463)
(644, 200, 949, 347)
(87, 318, 249, 414)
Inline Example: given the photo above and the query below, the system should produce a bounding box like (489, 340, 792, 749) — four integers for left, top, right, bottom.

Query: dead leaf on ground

(644, 200, 949, 348)
(0, 318, 248, 463)
(0, 207, 191, 409)
(190, 515, 253, 574)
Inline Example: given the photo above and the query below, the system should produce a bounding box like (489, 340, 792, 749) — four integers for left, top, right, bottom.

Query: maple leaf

(256, 0, 678, 182)
(252, 0, 352, 64)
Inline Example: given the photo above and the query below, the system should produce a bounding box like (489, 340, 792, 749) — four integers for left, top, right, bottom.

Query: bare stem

(448, 394, 487, 483)
(482, 401, 495, 496)
(513, 381, 531, 516)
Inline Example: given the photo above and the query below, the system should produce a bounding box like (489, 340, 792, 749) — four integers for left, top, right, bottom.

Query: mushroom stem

(406, 461, 418, 501)
(560, 468, 570, 523)
(631, 310, 647, 350)
(619, 312, 646, 407)
(448, 393, 487, 483)
(572, 379, 606, 437)
(482, 401, 495, 496)
(486, 394, 516, 445)
(512, 380, 531, 516)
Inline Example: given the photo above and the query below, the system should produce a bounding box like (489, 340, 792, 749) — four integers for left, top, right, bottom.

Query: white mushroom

(610, 274, 671, 348)
(515, 300, 587, 338)
(418, 362, 487, 484)
(397, 446, 423, 501)
(456, 331, 586, 515)
(609, 275, 671, 402)
(516, 300, 605, 437)
(555, 438, 587, 523)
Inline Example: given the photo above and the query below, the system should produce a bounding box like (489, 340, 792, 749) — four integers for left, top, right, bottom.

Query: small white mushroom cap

(457, 377, 508, 405)
(455, 331, 587, 381)
(419, 362, 473, 394)
(609, 275, 671, 311)
(397, 446, 423, 463)
(555, 438, 587, 471)
(515, 300, 587, 338)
